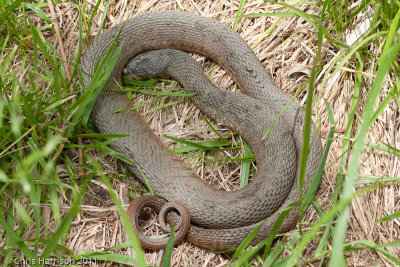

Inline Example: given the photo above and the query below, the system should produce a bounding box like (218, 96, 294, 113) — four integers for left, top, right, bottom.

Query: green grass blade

(165, 135, 235, 152)
(300, 99, 334, 213)
(330, 38, 400, 266)
(233, 0, 247, 31)
(262, 237, 286, 267)
(161, 225, 175, 267)
(230, 220, 266, 263)
(76, 251, 138, 265)
(79, 42, 124, 128)
(375, 211, 400, 224)
(41, 174, 91, 259)
(88, 155, 147, 267)
(239, 140, 253, 188)
(0, 216, 34, 259)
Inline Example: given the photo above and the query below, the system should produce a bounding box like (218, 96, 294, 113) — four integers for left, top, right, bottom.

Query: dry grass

(3, 0, 400, 266)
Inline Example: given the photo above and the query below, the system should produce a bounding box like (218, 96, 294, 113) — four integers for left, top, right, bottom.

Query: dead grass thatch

(18, 0, 400, 266)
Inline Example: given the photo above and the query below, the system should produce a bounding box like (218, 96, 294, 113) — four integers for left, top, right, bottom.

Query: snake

(80, 11, 323, 251)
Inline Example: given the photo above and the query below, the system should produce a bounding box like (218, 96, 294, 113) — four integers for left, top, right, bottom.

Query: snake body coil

(81, 11, 323, 250)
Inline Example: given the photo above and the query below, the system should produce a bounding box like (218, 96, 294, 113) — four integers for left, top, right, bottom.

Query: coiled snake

(80, 11, 323, 251)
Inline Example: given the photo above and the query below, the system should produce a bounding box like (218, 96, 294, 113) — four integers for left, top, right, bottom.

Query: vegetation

(0, 0, 399, 266)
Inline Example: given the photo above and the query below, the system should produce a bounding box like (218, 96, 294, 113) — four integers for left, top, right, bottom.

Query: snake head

(123, 49, 173, 79)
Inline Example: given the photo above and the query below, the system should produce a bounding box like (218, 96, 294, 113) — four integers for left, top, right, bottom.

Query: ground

(2, 0, 400, 266)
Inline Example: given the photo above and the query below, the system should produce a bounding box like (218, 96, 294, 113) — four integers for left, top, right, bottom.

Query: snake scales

(80, 11, 323, 250)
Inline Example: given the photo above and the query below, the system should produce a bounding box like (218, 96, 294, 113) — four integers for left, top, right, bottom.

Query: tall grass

(0, 0, 399, 266)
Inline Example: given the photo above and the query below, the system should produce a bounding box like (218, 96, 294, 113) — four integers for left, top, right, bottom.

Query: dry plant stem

(47, 0, 71, 80)
(47, 0, 84, 175)
(156, 250, 164, 266)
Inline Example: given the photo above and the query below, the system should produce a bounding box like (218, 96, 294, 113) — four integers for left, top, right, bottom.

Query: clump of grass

(0, 1, 149, 266)
(239, 0, 400, 265)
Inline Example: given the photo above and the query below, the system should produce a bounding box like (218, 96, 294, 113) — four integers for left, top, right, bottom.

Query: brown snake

(80, 11, 323, 250)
